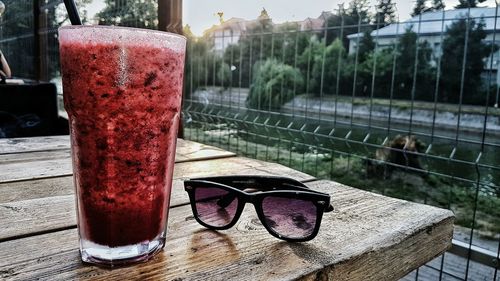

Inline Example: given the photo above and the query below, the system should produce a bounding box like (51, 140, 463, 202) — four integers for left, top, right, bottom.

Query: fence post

(33, 0, 40, 81)
(158, 0, 184, 138)
(158, 0, 183, 34)
(33, 0, 49, 82)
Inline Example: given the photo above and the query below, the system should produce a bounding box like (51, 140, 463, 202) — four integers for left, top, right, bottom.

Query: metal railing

(1, 1, 499, 280)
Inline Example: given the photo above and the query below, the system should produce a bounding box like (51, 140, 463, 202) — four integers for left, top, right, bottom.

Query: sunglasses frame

(184, 176, 333, 242)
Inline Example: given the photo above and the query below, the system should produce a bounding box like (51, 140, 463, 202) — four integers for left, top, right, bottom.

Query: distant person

(0, 49, 12, 83)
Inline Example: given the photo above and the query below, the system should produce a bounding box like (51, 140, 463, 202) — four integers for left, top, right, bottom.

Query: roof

(348, 7, 500, 39)
(203, 11, 332, 36)
(203, 17, 247, 36)
(300, 17, 325, 30)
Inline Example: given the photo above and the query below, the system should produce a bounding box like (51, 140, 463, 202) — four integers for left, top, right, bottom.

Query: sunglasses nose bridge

(241, 193, 254, 203)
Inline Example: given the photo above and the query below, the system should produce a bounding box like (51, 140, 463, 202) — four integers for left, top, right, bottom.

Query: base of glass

(80, 234, 165, 267)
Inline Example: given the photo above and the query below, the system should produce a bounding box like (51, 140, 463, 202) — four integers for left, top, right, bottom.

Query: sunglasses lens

(194, 187, 238, 227)
(261, 196, 317, 239)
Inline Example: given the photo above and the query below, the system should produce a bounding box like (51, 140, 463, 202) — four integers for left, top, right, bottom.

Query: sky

(85, 0, 498, 36)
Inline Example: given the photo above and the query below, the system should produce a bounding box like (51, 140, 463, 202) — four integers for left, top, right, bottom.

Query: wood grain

(0, 195, 76, 241)
(0, 135, 233, 160)
(0, 136, 70, 154)
(175, 138, 236, 163)
(0, 137, 235, 183)
(0, 176, 74, 204)
(0, 157, 314, 241)
(0, 150, 71, 164)
(0, 136, 454, 280)
(0, 181, 454, 281)
(0, 158, 73, 183)
(0, 157, 314, 204)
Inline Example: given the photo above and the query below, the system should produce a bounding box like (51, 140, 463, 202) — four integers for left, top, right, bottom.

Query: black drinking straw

(63, 0, 82, 25)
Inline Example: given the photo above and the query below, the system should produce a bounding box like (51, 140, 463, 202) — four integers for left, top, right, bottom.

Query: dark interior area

(0, 82, 68, 138)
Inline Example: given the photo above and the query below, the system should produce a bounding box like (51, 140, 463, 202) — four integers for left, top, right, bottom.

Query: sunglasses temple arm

(325, 204, 334, 212)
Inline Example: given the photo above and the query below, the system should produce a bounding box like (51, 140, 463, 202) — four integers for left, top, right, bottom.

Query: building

(347, 7, 500, 75)
(203, 9, 331, 55)
(298, 11, 332, 31)
(203, 17, 247, 54)
(203, 9, 272, 55)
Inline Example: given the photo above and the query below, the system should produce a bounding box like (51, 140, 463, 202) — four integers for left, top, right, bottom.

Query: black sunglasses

(183, 176, 334, 242)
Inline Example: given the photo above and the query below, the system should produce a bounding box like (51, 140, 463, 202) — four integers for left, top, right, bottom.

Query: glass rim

(58, 25, 186, 41)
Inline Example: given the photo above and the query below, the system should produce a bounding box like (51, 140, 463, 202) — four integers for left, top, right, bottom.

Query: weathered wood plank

(0, 158, 73, 183)
(0, 138, 235, 183)
(0, 196, 76, 241)
(0, 150, 71, 164)
(175, 138, 235, 163)
(0, 177, 74, 204)
(0, 181, 454, 281)
(0, 136, 69, 154)
(0, 157, 314, 241)
(0, 157, 313, 204)
(0, 182, 187, 243)
(0, 229, 78, 268)
(0, 136, 234, 160)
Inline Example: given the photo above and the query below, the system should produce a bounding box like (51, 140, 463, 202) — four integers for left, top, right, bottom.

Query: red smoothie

(59, 26, 185, 252)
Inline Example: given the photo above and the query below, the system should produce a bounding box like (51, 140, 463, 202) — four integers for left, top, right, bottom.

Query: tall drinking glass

(59, 26, 186, 266)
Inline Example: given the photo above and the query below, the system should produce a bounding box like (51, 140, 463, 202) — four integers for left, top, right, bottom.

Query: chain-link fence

(1, 1, 499, 280)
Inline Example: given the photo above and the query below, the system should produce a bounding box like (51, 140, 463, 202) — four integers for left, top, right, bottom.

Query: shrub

(246, 59, 304, 109)
(309, 39, 346, 95)
(217, 63, 232, 89)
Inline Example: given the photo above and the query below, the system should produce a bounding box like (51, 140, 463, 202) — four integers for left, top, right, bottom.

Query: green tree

(348, 28, 435, 100)
(297, 37, 324, 93)
(323, 12, 346, 46)
(257, 8, 272, 31)
(48, 0, 92, 79)
(0, 0, 91, 79)
(280, 26, 313, 67)
(221, 44, 241, 87)
(217, 63, 231, 88)
(357, 49, 395, 98)
(96, 0, 157, 29)
(412, 0, 429, 17)
(431, 0, 446, 10)
(221, 11, 312, 89)
(54, 0, 93, 25)
(310, 39, 346, 95)
(223, 23, 311, 89)
(394, 28, 435, 100)
(187, 9, 278, 92)
(239, 9, 276, 61)
(455, 0, 487, 8)
(0, 1, 37, 78)
(375, 0, 396, 27)
(440, 18, 494, 103)
(357, 30, 375, 62)
(247, 59, 304, 109)
(324, 0, 372, 48)
(183, 25, 211, 97)
(347, 0, 371, 25)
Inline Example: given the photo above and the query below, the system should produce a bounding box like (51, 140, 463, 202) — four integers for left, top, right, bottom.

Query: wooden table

(0, 136, 454, 281)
